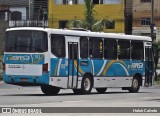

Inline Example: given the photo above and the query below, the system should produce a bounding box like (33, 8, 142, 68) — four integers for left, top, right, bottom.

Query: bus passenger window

(118, 40, 130, 59)
(131, 41, 143, 60)
(80, 37, 88, 58)
(89, 38, 103, 59)
(104, 39, 117, 59)
(51, 34, 65, 58)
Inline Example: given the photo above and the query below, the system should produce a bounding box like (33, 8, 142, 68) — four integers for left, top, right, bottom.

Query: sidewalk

(153, 81, 160, 88)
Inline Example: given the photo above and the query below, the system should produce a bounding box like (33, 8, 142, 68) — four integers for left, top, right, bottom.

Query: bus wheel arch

(40, 85, 60, 95)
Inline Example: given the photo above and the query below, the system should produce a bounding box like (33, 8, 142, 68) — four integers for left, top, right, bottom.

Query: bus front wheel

(96, 88, 107, 94)
(128, 78, 140, 93)
(41, 85, 60, 95)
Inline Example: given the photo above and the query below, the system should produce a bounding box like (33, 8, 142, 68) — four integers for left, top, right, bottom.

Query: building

(0, 0, 29, 21)
(124, 0, 132, 34)
(29, 0, 48, 20)
(48, 0, 125, 33)
(0, 4, 9, 51)
(0, 0, 48, 50)
(132, 0, 160, 40)
(0, 0, 29, 50)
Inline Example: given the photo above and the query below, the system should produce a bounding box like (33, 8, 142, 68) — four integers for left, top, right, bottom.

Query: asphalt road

(0, 82, 160, 108)
(1, 82, 160, 115)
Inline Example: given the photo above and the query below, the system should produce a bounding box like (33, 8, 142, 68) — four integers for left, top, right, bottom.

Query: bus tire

(128, 78, 140, 93)
(81, 74, 93, 94)
(41, 85, 60, 95)
(96, 88, 107, 94)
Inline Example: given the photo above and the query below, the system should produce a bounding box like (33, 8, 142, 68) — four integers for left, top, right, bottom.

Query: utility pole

(150, 0, 155, 41)
(29, 0, 31, 20)
(29, 0, 33, 20)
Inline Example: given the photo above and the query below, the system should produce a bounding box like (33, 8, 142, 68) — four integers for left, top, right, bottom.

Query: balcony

(9, 20, 48, 28)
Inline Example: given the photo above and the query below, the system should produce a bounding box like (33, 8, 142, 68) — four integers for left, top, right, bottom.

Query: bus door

(145, 46, 153, 86)
(68, 42, 79, 88)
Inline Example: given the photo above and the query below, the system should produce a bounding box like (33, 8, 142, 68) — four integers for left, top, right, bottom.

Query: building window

(141, 18, 150, 25)
(118, 40, 130, 59)
(89, 37, 103, 59)
(141, 0, 151, 2)
(72, 0, 78, 4)
(104, 0, 122, 4)
(63, 0, 68, 4)
(80, 37, 88, 58)
(51, 34, 65, 58)
(131, 41, 144, 60)
(54, 0, 84, 5)
(54, 0, 62, 4)
(79, 0, 85, 4)
(59, 20, 68, 29)
(104, 39, 117, 59)
(63, 0, 78, 5)
(11, 11, 22, 20)
(106, 20, 115, 29)
(92, 0, 103, 4)
(0, 12, 5, 20)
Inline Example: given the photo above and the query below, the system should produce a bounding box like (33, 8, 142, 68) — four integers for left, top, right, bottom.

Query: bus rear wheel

(128, 78, 140, 93)
(41, 85, 60, 95)
(96, 88, 107, 94)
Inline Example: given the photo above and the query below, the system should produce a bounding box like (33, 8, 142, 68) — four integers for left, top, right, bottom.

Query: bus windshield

(5, 30, 48, 52)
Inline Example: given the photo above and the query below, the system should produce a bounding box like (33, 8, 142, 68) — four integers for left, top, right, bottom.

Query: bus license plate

(20, 78, 28, 82)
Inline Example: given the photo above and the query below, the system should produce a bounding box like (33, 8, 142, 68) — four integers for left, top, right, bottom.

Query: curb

(154, 84, 160, 87)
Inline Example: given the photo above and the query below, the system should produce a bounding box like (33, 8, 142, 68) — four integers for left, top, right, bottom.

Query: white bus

(3, 27, 154, 95)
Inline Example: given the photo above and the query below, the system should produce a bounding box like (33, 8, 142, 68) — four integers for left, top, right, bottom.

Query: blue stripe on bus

(50, 58, 145, 77)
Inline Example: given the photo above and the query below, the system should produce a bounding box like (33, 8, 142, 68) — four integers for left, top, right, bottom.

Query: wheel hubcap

(133, 79, 138, 89)
(84, 78, 90, 91)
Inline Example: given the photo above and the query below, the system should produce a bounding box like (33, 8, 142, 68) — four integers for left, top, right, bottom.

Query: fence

(9, 20, 48, 28)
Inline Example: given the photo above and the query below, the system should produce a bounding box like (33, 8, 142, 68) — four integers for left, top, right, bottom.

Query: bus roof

(6, 27, 152, 41)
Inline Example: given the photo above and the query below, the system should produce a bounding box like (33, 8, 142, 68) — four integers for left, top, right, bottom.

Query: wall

(48, 0, 125, 33)
(132, 0, 160, 40)
(0, 20, 8, 51)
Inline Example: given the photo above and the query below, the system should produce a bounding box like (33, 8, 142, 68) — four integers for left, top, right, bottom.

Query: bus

(3, 27, 154, 95)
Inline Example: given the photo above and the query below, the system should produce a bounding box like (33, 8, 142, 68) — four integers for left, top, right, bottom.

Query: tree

(68, 0, 108, 32)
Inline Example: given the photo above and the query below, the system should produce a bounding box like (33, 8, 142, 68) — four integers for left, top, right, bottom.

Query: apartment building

(132, 0, 160, 40)
(125, 0, 132, 34)
(48, 0, 125, 33)
(0, 4, 9, 51)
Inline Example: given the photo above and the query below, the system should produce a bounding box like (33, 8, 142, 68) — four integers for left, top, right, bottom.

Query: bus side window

(80, 37, 88, 59)
(104, 39, 117, 59)
(51, 34, 66, 58)
(89, 37, 103, 59)
(131, 41, 144, 60)
(118, 40, 130, 59)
